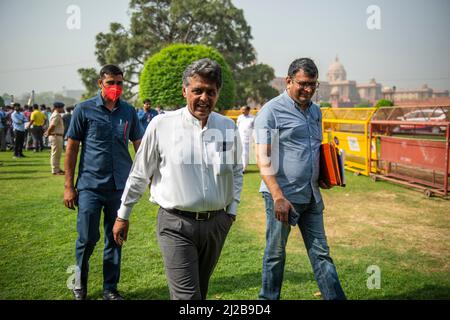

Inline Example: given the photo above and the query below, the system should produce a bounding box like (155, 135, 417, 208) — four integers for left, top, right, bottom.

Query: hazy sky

(1, 0, 449, 97)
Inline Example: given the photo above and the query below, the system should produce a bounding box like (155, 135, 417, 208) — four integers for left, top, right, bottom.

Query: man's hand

(113, 218, 129, 247)
(64, 186, 78, 210)
(319, 180, 332, 189)
(226, 213, 236, 224)
(273, 197, 293, 225)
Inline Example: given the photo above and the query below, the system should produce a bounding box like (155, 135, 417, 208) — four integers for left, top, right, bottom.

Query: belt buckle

(195, 211, 210, 221)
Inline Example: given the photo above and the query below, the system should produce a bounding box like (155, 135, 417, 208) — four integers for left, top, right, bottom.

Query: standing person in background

(40, 104, 49, 148)
(5, 105, 14, 149)
(0, 107, 7, 151)
(45, 102, 65, 175)
(138, 98, 159, 132)
(11, 103, 26, 158)
(64, 64, 143, 300)
(23, 105, 32, 150)
(62, 106, 73, 149)
(236, 106, 255, 173)
(29, 104, 46, 152)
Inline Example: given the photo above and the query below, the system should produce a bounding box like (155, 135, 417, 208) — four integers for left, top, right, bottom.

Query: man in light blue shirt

(254, 58, 346, 300)
(11, 103, 27, 158)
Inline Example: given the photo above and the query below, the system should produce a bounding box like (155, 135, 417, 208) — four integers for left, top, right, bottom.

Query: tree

(0, 96, 4, 109)
(78, 68, 99, 100)
(78, 0, 267, 104)
(235, 64, 278, 106)
(320, 102, 332, 108)
(354, 100, 372, 108)
(140, 44, 235, 110)
(375, 99, 393, 107)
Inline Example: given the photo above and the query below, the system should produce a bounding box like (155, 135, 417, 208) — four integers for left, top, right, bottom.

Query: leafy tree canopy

(79, 0, 267, 104)
(139, 44, 235, 110)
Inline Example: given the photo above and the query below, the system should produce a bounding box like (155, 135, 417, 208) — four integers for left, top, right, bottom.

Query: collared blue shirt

(254, 91, 323, 204)
(67, 92, 144, 191)
(138, 108, 159, 131)
(11, 111, 27, 131)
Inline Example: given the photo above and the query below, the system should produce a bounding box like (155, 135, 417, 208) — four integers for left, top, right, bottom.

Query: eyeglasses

(291, 79, 320, 89)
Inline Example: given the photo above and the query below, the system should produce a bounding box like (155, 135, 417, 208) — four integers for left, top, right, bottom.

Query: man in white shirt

(112, 58, 243, 300)
(236, 106, 255, 172)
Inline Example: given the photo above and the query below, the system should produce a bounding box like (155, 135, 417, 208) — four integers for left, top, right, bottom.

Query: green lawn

(0, 149, 449, 300)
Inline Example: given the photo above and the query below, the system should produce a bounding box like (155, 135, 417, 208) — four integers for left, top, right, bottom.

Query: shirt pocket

(214, 140, 234, 176)
(114, 122, 127, 142)
(88, 120, 111, 141)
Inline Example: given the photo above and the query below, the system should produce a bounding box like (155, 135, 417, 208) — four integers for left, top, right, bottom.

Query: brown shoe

(52, 171, 65, 175)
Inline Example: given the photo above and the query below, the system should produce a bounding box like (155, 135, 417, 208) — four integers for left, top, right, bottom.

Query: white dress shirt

(118, 107, 243, 220)
(237, 114, 255, 144)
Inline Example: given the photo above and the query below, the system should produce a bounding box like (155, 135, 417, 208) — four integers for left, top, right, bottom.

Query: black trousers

(14, 130, 25, 156)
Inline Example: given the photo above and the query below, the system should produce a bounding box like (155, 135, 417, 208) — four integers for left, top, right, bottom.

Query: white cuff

(117, 204, 133, 220)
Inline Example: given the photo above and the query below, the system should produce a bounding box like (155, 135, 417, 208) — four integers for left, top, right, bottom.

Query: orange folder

(320, 143, 345, 187)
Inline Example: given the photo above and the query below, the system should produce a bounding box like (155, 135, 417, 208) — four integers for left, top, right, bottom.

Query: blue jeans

(259, 192, 346, 300)
(75, 189, 123, 291)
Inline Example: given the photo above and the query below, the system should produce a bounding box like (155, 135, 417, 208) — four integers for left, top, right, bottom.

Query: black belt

(163, 207, 224, 221)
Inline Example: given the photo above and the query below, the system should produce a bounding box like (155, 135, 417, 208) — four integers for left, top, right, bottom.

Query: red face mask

(103, 85, 123, 102)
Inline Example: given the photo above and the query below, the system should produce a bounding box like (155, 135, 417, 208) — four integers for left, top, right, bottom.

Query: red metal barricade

(369, 106, 450, 197)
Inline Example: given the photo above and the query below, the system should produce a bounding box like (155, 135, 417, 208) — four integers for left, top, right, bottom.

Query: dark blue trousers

(75, 189, 123, 291)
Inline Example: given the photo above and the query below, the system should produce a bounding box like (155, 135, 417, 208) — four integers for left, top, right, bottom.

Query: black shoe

(103, 290, 124, 300)
(72, 288, 87, 300)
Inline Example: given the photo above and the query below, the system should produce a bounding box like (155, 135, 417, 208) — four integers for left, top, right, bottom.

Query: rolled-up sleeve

(254, 107, 276, 145)
(129, 107, 144, 142)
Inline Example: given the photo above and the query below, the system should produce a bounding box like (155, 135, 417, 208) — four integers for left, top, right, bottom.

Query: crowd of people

(0, 103, 74, 156)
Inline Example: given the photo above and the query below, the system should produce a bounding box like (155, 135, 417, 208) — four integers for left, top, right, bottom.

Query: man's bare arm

(256, 143, 293, 224)
(64, 138, 80, 210)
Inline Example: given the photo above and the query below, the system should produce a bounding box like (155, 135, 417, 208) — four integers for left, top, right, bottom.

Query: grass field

(0, 149, 449, 300)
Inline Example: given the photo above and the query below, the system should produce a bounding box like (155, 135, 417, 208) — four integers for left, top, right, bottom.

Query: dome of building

(327, 55, 347, 82)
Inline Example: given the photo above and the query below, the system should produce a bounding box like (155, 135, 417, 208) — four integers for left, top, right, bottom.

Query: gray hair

(288, 58, 318, 78)
(182, 58, 223, 90)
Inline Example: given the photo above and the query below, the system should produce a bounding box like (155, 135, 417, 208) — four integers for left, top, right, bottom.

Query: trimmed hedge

(139, 44, 235, 110)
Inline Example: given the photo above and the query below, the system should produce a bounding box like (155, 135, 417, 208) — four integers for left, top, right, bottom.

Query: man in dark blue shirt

(64, 65, 143, 300)
(138, 98, 159, 132)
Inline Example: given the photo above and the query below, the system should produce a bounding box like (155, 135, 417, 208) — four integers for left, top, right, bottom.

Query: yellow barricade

(221, 109, 259, 122)
(322, 108, 378, 175)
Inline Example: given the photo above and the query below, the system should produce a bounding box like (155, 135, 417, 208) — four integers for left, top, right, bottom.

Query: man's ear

(97, 79, 103, 89)
(182, 85, 187, 98)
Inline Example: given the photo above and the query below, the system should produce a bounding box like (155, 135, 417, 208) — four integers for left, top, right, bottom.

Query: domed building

(325, 56, 361, 107)
(327, 55, 347, 82)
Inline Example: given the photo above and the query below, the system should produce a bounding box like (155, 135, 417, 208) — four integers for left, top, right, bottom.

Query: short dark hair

(288, 58, 318, 78)
(100, 64, 123, 79)
(33, 104, 39, 110)
(182, 58, 222, 90)
(143, 99, 151, 104)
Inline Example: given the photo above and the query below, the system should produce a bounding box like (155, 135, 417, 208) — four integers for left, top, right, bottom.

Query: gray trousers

(157, 207, 233, 300)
